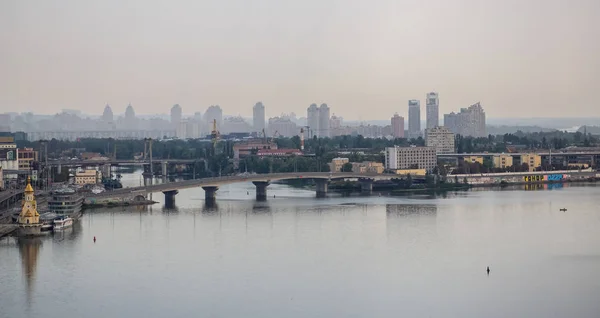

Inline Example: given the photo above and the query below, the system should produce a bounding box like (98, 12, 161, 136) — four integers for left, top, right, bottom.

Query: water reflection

(17, 237, 41, 305)
(386, 204, 437, 217)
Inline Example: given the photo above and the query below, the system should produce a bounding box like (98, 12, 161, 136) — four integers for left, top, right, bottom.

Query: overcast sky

(1, 0, 599, 119)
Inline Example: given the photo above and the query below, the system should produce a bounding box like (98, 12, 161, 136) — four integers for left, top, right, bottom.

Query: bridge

(90, 172, 405, 206)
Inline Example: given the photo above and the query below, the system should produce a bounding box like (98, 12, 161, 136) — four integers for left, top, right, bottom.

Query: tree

(341, 162, 353, 172)
(405, 174, 413, 189)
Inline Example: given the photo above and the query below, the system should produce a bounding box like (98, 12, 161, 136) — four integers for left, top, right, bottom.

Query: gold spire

(24, 176, 34, 193)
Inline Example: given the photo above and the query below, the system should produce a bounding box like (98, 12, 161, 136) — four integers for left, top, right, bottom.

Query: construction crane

(270, 130, 279, 144)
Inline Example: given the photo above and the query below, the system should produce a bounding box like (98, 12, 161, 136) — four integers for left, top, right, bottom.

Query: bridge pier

(252, 181, 270, 201)
(202, 186, 219, 205)
(163, 190, 178, 209)
(315, 179, 329, 198)
(162, 161, 168, 177)
(359, 178, 374, 195)
(57, 163, 62, 174)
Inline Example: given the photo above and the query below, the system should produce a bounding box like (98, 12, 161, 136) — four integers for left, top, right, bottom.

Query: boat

(53, 215, 73, 230)
(39, 212, 58, 232)
(47, 187, 84, 219)
(560, 208, 567, 212)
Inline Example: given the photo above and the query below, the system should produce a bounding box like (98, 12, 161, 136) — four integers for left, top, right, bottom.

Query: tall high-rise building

(253, 102, 266, 133)
(318, 103, 330, 138)
(170, 104, 182, 128)
(102, 104, 114, 123)
(408, 100, 421, 138)
(125, 103, 136, 129)
(391, 113, 405, 138)
(443, 102, 486, 137)
(204, 105, 223, 131)
(307, 103, 319, 138)
(426, 92, 439, 129)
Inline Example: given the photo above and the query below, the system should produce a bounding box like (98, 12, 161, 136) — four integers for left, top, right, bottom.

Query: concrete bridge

(90, 172, 405, 206)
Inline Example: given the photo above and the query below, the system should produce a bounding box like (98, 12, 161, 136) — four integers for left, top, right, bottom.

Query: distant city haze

(1, 0, 599, 119)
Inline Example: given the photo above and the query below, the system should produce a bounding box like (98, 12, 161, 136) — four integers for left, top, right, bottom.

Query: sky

(1, 0, 599, 120)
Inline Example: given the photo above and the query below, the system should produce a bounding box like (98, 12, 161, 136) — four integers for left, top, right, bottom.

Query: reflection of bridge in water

(92, 172, 411, 208)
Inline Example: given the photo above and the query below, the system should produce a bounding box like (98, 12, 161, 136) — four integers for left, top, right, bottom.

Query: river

(1, 169, 600, 318)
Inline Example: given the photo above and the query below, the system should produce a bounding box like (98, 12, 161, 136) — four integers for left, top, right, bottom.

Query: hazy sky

(1, 0, 599, 119)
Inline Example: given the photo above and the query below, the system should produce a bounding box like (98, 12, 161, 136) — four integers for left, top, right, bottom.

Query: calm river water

(1, 171, 600, 318)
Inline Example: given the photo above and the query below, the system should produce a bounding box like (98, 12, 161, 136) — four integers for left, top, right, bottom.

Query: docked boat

(39, 212, 58, 232)
(53, 215, 73, 231)
(47, 187, 84, 219)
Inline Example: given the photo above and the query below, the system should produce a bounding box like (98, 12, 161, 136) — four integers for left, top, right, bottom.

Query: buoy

(93, 236, 96, 243)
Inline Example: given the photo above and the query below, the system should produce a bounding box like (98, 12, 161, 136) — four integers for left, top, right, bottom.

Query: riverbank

(82, 199, 157, 209)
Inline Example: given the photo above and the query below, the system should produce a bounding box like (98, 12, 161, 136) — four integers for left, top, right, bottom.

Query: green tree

(341, 162, 353, 172)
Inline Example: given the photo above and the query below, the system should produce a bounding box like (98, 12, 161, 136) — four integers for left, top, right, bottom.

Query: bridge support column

(202, 186, 219, 205)
(162, 161, 168, 177)
(359, 178, 374, 195)
(163, 190, 178, 209)
(101, 164, 111, 179)
(315, 179, 329, 198)
(57, 163, 62, 174)
(252, 181, 270, 201)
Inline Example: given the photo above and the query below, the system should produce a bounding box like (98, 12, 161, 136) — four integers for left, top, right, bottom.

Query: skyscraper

(307, 103, 319, 138)
(204, 105, 223, 130)
(170, 104, 182, 128)
(391, 113, 405, 138)
(443, 102, 486, 137)
(253, 102, 266, 133)
(318, 103, 330, 138)
(102, 104, 113, 123)
(426, 92, 439, 129)
(408, 100, 421, 138)
(125, 103, 136, 129)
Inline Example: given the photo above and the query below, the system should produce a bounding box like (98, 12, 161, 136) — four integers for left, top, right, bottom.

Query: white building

(170, 104, 182, 128)
(222, 116, 252, 134)
(253, 102, 266, 133)
(426, 92, 439, 129)
(307, 103, 319, 138)
(318, 103, 330, 138)
(204, 105, 223, 133)
(425, 126, 455, 154)
(443, 102, 486, 137)
(0, 141, 19, 170)
(385, 146, 437, 171)
(408, 100, 421, 138)
(268, 117, 298, 137)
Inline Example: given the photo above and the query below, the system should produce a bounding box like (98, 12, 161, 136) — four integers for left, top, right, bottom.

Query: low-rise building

(18, 148, 38, 170)
(0, 137, 18, 170)
(256, 149, 302, 157)
(393, 168, 427, 176)
(329, 158, 350, 172)
(464, 156, 484, 165)
(385, 146, 437, 172)
(351, 161, 384, 174)
(0, 167, 3, 190)
(425, 126, 455, 154)
(74, 169, 101, 185)
(493, 154, 513, 169)
(520, 153, 542, 171)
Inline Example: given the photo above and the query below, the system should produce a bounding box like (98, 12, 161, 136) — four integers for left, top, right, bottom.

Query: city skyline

(2, 1, 599, 118)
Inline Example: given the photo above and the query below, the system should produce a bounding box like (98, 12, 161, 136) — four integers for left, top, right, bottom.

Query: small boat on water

(53, 215, 73, 231)
(560, 208, 567, 212)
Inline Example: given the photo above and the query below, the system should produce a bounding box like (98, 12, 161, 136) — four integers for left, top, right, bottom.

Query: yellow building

(464, 156, 484, 165)
(329, 158, 349, 172)
(393, 169, 427, 176)
(18, 177, 42, 236)
(75, 169, 101, 185)
(520, 153, 542, 172)
(493, 154, 513, 169)
(351, 161, 384, 174)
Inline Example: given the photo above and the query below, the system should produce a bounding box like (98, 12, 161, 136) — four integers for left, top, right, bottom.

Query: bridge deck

(0, 224, 18, 238)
